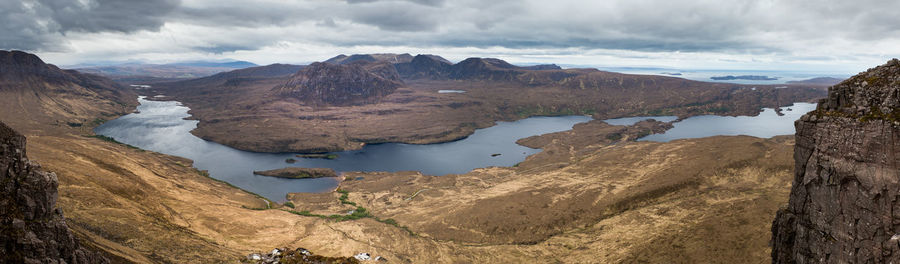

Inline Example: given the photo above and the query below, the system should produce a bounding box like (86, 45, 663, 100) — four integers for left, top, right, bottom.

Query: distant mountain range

(710, 75, 779, 81)
(73, 60, 258, 80)
(785, 76, 844, 86)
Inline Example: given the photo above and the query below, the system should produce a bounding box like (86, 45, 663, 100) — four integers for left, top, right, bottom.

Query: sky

(2, 0, 899, 74)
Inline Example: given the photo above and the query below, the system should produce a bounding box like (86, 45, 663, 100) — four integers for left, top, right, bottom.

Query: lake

(639, 103, 817, 142)
(95, 97, 592, 201)
(96, 97, 815, 201)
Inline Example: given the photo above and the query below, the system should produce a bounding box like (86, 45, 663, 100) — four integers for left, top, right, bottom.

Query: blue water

(639, 103, 817, 142)
(96, 96, 815, 201)
(95, 97, 592, 201)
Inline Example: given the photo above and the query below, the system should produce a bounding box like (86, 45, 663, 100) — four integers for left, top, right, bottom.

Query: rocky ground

(0, 121, 108, 264)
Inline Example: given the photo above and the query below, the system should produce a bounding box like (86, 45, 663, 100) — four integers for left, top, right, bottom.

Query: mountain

(394, 54, 453, 79)
(324, 53, 414, 65)
(174, 63, 304, 87)
(74, 60, 259, 81)
(0, 122, 108, 263)
(0, 50, 136, 134)
(275, 61, 403, 106)
(170, 60, 257, 68)
(448, 57, 525, 80)
(521, 64, 562, 70)
(786, 76, 845, 86)
(772, 59, 900, 262)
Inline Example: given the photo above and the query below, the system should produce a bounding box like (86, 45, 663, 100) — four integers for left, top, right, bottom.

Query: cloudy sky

(3, 0, 899, 73)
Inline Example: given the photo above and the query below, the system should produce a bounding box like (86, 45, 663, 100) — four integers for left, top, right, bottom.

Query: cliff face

(0, 122, 108, 263)
(772, 59, 900, 263)
(275, 62, 403, 106)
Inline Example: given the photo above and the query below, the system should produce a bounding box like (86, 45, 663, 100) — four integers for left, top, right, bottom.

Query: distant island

(710, 75, 779, 81)
(660, 72, 682, 76)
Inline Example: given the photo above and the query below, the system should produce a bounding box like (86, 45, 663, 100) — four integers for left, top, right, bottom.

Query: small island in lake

(296, 153, 339, 159)
(710, 75, 778, 81)
(252, 167, 337, 179)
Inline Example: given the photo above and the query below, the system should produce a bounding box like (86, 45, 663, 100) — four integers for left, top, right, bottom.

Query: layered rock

(772, 59, 900, 263)
(275, 62, 404, 106)
(0, 121, 108, 263)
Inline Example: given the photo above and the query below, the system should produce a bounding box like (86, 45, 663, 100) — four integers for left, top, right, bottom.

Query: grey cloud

(172, 4, 318, 27)
(0, 1, 61, 50)
(0, 0, 179, 51)
(6, 0, 900, 61)
(195, 45, 257, 54)
(347, 0, 444, 7)
(37, 0, 179, 33)
(346, 1, 440, 32)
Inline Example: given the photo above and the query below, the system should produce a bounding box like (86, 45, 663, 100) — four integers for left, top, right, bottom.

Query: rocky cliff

(0, 121, 108, 263)
(275, 62, 403, 106)
(772, 59, 900, 263)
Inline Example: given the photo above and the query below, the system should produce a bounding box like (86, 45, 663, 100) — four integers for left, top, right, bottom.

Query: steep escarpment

(0, 50, 136, 135)
(275, 62, 404, 106)
(772, 59, 900, 263)
(0, 122, 108, 263)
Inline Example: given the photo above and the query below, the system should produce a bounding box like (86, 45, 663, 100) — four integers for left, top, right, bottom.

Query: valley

(144, 54, 826, 153)
(0, 50, 829, 263)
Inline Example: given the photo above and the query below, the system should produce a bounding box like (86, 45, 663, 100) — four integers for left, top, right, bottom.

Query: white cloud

(15, 0, 900, 73)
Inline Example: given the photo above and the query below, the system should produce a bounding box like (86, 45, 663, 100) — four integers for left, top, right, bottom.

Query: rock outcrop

(772, 59, 900, 263)
(275, 62, 404, 106)
(0, 121, 108, 263)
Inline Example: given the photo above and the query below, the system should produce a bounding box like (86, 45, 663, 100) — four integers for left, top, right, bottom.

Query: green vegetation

(337, 189, 357, 206)
(67, 122, 83, 127)
(646, 108, 673, 116)
(636, 130, 652, 138)
(708, 106, 733, 113)
(283, 201, 295, 208)
(284, 189, 416, 235)
(296, 154, 339, 160)
(605, 133, 623, 141)
(88, 118, 106, 127)
(514, 105, 583, 118)
(83, 134, 143, 150)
